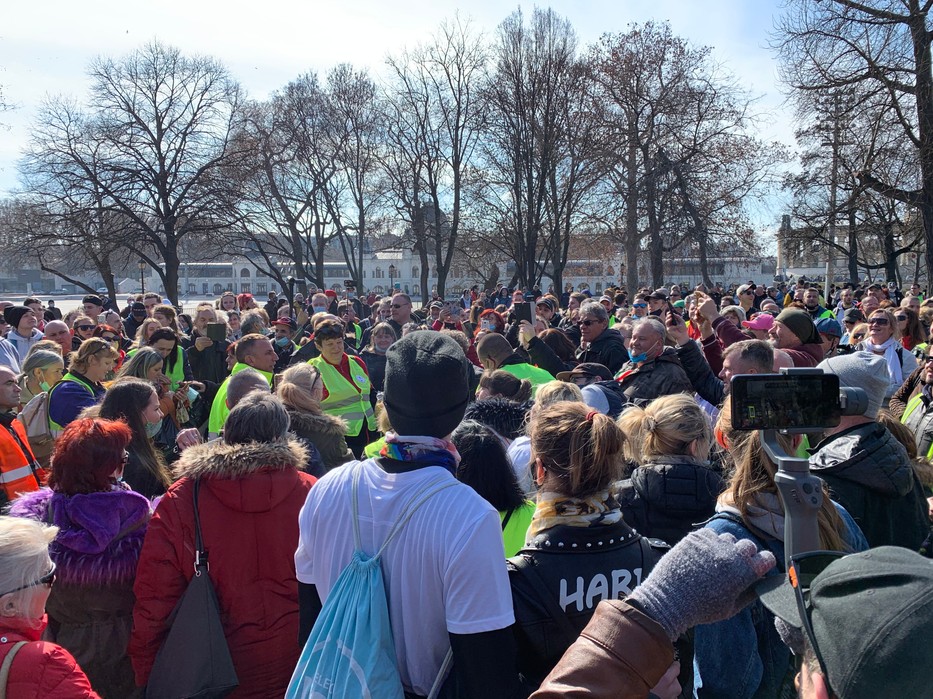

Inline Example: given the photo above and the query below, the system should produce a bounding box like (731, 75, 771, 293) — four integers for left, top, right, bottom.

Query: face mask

(145, 418, 163, 439)
(39, 381, 51, 393)
(275, 336, 291, 348)
(187, 386, 199, 403)
(312, 305, 328, 314)
(630, 341, 659, 365)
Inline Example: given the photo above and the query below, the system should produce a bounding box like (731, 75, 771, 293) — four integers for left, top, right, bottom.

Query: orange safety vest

(0, 418, 43, 503)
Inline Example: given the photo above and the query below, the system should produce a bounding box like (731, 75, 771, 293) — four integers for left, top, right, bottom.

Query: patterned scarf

(528, 489, 624, 539)
(379, 432, 461, 474)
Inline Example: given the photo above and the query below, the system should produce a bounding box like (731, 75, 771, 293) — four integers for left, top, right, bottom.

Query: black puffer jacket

(507, 519, 666, 688)
(809, 422, 930, 550)
(618, 455, 725, 546)
(575, 327, 629, 375)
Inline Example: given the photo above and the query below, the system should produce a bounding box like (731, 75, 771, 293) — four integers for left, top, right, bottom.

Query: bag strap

(501, 508, 514, 532)
(426, 648, 453, 699)
(0, 641, 28, 699)
(511, 554, 579, 645)
(351, 463, 456, 559)
(192, 478, 209, 575)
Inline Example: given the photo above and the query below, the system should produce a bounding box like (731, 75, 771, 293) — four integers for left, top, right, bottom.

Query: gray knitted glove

(629, 528, 776, 640)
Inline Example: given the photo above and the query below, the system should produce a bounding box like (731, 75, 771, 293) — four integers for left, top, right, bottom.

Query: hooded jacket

(285, 408, 354, 473)
(618, 456, 725, 546)
(129, 439, 316, 698)
(614, 347, 693, 406)
(809, 422, 930, 549)
(0, 620, 99, 698)
(8, 486, 149, 698)
(711, 315, 824, 367)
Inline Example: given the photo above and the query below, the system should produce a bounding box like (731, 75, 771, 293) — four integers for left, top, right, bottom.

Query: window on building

(241, 283, 251, 293)
(375, 267, 383, 279)
(226, 283, 234, 292)
(202, 283, 209, 295)
(412, 285, 420, 296)
(213, 283, 224, 295)
(257, 283, 267, 294)
(412, 266, 419, 278)
(240, 268, 251, 277)
(188, 284, 196, 294)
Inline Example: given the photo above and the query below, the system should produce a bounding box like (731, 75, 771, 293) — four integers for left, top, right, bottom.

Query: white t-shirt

(295, 459, 515, 696)
(507, 436, 536, 497)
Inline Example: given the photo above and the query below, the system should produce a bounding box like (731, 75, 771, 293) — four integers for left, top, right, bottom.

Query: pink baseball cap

(742, 313, 774, 331)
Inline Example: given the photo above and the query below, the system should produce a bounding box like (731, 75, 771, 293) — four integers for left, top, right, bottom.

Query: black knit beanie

(774, 308, 820, 345)
(4, 306, 30, 332)
(383, 332, 471, 438)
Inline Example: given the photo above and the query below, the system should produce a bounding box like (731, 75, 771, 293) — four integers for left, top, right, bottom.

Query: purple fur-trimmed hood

(8, 486, 152, 586)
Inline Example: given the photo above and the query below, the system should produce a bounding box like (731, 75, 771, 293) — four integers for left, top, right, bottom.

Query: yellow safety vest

(309, 356, 376, 437)
(902, 393, 933, 459)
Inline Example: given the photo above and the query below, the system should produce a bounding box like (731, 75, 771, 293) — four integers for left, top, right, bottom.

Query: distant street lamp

(388, 264, 396, 293)
(138, 259, 146, 293)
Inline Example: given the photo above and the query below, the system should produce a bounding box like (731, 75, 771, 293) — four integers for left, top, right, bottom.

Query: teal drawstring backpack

(286, 464, 455, 699)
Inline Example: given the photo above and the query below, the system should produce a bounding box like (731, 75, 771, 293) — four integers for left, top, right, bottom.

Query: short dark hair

(224, 392, 290, 445)
(722, 339, 773, 373)
(451, 421, 525, 512)
(235, 333, 270, 364)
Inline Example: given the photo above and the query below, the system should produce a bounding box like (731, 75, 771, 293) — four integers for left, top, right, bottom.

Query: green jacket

(207, 362, 274, 437)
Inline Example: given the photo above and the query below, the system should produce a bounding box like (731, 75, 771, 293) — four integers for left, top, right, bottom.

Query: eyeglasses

(632, 303, 647, 309)
(867, 317, 889, 326)
(102, 335, 119, 342)
(577, 319, 600, 327)
(1, 562, 57, 596)
(852, 333, 865, 340)
(390, 303, 409, 309)
(741, 291, 753, 296)
(76, 325, 94, 332)
(785, 551, 846, 697)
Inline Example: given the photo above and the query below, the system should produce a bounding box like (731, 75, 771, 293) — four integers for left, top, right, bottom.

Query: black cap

(83, 294, 103, 306)
(556, 362, 612, 382)
(758, 547, 933, 699)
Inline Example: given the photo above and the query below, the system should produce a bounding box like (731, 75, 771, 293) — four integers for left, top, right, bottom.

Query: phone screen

(730, 374, 841, 431)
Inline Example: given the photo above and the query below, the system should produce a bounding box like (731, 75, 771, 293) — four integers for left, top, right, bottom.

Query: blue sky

(1, 0, 792, 225)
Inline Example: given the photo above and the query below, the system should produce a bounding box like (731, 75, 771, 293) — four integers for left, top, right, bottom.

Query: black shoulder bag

(146, 479, 239, 699)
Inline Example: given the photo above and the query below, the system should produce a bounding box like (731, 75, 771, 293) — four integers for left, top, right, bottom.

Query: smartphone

(97, 314, 108, 325)
(513, 302, 533, 325)
(730, 374, 841, 431)
(206, 322, 227, 341)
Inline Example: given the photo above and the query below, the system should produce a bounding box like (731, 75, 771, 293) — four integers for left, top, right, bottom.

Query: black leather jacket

(507, 519, 666, 687)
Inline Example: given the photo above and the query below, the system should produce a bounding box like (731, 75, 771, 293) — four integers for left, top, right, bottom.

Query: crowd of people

(0, 277, 931, 698)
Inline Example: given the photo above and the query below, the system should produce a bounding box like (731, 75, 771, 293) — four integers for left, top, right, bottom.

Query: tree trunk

(847, 208, 860, 285)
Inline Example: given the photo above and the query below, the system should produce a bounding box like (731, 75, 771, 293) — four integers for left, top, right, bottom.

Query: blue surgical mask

(630, 341, 659, 365)
(275, 336, 291, 348)
(312, 305, 328, 314)
(145, 418, 162, 439)
(186, 386, 199, 403)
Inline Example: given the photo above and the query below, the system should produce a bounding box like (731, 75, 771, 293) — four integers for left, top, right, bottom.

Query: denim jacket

(692, 503, 868, 699)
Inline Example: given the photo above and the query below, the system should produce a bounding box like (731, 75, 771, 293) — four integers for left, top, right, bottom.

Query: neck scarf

(529, 489, 623, 539)
(862, 335, 903, 386)
(379, 432, 461, 475)
(716, 491, 785, 541)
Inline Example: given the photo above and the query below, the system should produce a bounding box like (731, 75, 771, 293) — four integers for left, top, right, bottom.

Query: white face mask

(145, 418, 163, 439)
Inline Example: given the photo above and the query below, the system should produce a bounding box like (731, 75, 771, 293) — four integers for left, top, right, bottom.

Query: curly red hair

(476, 309, 506, 337)
(48, 418, 132, 494)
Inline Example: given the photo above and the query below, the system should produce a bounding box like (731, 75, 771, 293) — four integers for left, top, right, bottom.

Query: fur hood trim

(286, 409, 348, 438)
(173, 438, 309, 480)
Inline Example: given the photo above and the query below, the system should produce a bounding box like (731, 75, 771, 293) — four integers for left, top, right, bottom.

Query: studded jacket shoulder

(507, 519, 667, 688)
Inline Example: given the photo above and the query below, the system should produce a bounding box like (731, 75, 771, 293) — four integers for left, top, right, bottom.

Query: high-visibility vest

(208, 362, 274, 437)
(902, 393, 933, 459)
(0, 418, 43, 504)
(127, 345, 186, 391)
(48, 373, 96, 436)
(309, 356, 376, 438)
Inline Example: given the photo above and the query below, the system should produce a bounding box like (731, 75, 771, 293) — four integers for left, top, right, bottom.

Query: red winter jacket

(129, 439, 316, 698)
(0, 621, 99, 698)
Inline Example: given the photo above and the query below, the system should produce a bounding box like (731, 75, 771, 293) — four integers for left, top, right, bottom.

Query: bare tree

(774, 0, 933, 284)
(20, 41, 245, 303)
(383, 15, 486, 302)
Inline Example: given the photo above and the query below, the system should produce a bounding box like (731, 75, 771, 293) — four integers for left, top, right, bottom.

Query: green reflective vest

(309, 356, 376, 438)
(48, 373, 95, 436)
(126, 345, 186, 391)
(207, 362, 274, 437)
(902, 393, 933, 459)
(500, 362, 556, 397)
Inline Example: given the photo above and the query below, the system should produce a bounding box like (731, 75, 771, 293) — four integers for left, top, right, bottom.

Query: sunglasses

(390, 303, 409, 309)
(632, 303, 647, 309)
(852, 333, 865, 340)
(867, 317, 889, 326)
(741, 291, 754, 296)
(76, 325, 95, 332)
(102, 335, 119, 342)
(577, 319, 599, 327)
(1, 562, 57, 596)
(895, 315, 908, 321)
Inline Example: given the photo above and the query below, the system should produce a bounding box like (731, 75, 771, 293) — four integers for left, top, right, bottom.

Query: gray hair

(116, 346, 164, 381)
(579, 301, 608, 323)
(224, 392, 290, 445)
(225, 368, 271, 410)
(18, 349, 63, 381)
(633, 316, 666, 338)
(0, 517, 57, 613)
(720, 305, 747, 323)
(239, 310, 266, 337)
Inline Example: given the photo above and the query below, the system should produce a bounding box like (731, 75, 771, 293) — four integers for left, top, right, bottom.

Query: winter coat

(614, 348, 693, 406)
(525, 336, 575, 377)
(7, 486, 150, 699)
(618, 455, 725, 546)
(0, 621, 100, 698)
(676, 339, 725, 408)
(128, 438, 316, 698)
(575, 327, 629, 375)
(508, 518, 666, 688)
(184, 329, 230, 385)
(286, 408, 354, 473)
(529, 600, 674, 699)
(889, 365, 924, 419)
(809, 422, 931, 550)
